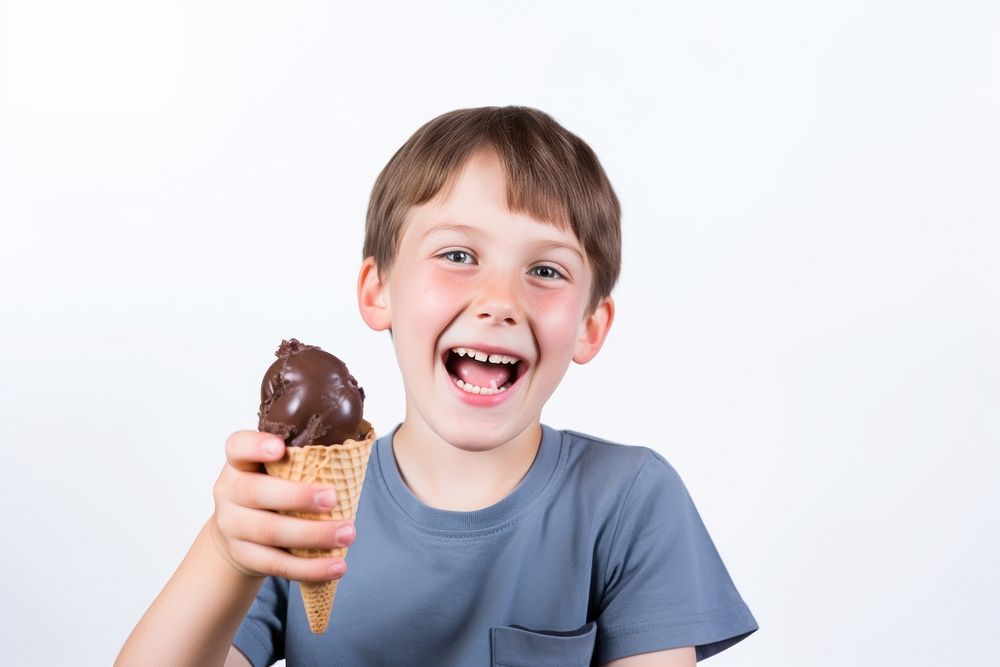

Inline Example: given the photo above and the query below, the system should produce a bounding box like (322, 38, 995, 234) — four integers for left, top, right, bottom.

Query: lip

(439, 343, 531, 407)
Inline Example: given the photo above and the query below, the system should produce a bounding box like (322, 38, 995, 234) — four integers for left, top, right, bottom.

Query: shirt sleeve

(232, 575, 289, 667)
(596, 452, 758, 663)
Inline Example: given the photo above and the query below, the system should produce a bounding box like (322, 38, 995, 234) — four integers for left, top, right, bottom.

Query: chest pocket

(490, 621, 597, 667)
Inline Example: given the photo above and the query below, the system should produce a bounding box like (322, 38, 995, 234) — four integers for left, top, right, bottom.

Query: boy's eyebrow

(535, 240, 584, 262)
(419, 223, 484, 242)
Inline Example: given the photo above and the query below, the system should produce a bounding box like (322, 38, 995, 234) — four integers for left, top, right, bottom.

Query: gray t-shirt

(234, 424, 757, 666)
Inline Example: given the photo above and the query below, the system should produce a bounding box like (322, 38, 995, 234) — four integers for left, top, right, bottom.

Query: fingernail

(336, 526, 354, 542)
(329, 562, 345, 576)
(314, 490, 337, 509)
(263, 439, 282, 456)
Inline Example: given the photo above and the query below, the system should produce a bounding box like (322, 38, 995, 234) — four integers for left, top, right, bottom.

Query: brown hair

(364, 106, 621, 312)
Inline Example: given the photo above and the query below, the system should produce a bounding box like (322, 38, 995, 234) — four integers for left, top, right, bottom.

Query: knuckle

(212, 480, 225, 507)
(225, 430, 262, 462)
(214, 506, 237, 539)
(256, 515, 281, 546)
(224, 431, 243, 457)
(269, 553, 293, 580)
(214, 468, 236, 500)
(215, 462, 232, 486)
(227, 539, 252, 568)
(230, 544, 262, 576)
(233, 473, 258, 507)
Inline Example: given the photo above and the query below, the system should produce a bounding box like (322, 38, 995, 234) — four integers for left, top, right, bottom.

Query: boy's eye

(530, 265, 564, 280)
(441, 250, 475, 264)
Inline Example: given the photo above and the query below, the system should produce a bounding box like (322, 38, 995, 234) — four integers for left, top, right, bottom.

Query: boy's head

(363, 106, 620, 314)
(358, 106, 621, 452)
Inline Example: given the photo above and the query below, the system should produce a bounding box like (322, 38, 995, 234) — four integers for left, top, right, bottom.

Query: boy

(117, 106, 757, 666)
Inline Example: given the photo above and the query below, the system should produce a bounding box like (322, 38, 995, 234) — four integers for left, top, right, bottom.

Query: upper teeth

(451, 347, 519, 365)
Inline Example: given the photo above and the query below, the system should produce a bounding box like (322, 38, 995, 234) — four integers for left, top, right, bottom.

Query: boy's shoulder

(550, 425, 684, 498)
(557, 425, 675, 468)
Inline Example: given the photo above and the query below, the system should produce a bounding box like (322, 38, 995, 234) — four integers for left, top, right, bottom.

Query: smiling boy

(117, 107, 757, 666)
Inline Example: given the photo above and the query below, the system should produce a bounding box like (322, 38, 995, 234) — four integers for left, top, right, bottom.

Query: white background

(1, 1, 998, 665)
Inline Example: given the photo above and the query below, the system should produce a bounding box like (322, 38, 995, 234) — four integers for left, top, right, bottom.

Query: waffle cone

(263, 421, 375, 634)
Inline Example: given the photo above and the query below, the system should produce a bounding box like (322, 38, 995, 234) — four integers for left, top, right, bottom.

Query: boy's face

(359, 150, 613, 453)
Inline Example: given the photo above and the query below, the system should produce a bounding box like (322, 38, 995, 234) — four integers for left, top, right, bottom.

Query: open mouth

(443, 346, 528, 396)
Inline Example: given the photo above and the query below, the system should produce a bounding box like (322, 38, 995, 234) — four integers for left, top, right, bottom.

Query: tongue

(450, 357, 512, 389)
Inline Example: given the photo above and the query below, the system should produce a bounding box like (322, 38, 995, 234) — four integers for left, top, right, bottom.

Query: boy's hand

(210, 430, 356, 583)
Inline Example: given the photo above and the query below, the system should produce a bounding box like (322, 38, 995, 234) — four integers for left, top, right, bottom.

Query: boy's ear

(357, 256, 391, 331)
(572, 296, 614, 364)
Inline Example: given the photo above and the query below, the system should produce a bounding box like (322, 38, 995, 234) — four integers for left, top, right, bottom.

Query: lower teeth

(453, 377, 510, 395)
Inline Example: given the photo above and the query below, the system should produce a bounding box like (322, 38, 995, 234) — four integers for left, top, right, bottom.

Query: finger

(229, 472, 342, 513)
(219, 505, 357, 551)
(225, 430, 286, 472)
(229, 539, 348, 583)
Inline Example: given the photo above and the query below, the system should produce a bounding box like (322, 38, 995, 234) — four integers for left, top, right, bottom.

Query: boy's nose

(474, 280, 522, 326)
(477, 304, 519, 326)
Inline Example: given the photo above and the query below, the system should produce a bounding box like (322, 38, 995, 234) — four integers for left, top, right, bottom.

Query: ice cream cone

(264, 421, 375, 634)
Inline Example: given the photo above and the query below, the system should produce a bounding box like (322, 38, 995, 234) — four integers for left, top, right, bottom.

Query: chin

(430, 418, 527, 453)
(439, 429, 508, 452)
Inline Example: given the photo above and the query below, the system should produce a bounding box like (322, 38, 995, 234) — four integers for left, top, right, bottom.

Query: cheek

(531, 289, 587, 353)
(392, 266, 470, 336)
(423, 270, 472, 310)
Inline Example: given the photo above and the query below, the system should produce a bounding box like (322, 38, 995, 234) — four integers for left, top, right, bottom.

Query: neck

(392, 416, 542, 511)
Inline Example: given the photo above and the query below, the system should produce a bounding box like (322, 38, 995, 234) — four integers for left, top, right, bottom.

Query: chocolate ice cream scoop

(258, 338, 366, 446)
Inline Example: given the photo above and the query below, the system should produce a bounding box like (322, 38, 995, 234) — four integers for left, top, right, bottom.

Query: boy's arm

(603, 646, 696, 667)
(116, 431, 356, 667)
(115, 520, 266, 666)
